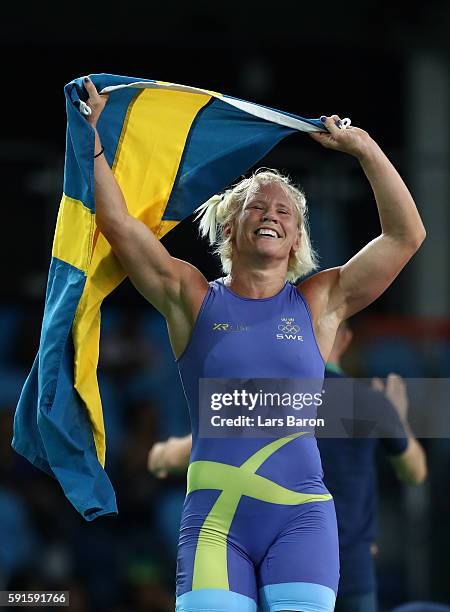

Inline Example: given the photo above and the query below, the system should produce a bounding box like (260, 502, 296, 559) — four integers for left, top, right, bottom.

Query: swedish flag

(12, 73, 325, 520)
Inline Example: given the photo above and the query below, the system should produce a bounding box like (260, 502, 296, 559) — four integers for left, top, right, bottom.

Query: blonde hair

(194, 168, 318, 282)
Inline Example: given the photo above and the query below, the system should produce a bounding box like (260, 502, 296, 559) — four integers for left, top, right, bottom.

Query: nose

(261, 211, 278, 223)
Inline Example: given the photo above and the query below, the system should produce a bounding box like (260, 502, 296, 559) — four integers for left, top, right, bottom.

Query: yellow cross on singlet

(187, 432, 332, 590)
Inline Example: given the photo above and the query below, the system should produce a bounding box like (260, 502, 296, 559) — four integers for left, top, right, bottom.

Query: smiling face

(226, 181, 301, 268)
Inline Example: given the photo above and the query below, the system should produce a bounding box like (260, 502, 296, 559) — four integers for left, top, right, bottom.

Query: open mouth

(254, 228, 280, 239)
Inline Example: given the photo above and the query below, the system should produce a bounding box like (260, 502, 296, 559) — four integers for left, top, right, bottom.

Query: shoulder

(297, 267, 340, 309)
(170, 258, 210, 319)
(296, 268, 342, 328)
(175, 259, 209, 297)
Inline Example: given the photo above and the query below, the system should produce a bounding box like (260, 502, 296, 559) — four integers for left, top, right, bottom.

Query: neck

(225, 264, 287, 299)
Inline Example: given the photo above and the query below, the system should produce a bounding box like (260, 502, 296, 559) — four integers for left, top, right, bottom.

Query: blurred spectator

(100, 308, 158, 381)
(391, 604, 450, 612)
(0, 487, 38, 587)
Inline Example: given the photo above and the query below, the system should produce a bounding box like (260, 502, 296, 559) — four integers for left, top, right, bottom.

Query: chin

(256, 240, 285, 252)
(254, 246, 279, 257)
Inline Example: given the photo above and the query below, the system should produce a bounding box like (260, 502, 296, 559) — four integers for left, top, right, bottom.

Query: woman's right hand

(82, 76, 109, 129)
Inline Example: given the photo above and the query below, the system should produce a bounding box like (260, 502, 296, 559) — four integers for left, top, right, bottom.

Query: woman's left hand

(309, 114, 376, 160)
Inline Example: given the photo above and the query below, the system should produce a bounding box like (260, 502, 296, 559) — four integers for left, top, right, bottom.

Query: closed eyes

(248, 204, 290, 214)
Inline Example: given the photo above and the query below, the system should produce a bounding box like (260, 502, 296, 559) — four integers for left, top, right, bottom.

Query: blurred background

(1, 1, 449, 610)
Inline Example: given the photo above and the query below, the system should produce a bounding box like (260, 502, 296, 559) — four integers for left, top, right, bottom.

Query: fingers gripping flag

(12, 73, 326, 520)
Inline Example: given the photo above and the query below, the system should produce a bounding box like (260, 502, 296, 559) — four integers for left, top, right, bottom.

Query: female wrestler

(82, 76, 425, 612)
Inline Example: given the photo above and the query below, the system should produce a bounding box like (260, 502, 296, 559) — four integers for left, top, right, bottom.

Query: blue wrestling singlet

(176, 279, 339, 612)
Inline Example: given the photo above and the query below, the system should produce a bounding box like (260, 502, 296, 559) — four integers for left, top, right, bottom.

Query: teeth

(256, 229, 278, 238)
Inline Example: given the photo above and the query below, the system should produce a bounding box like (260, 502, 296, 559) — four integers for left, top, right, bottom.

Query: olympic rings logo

(277, 323, 300, 333)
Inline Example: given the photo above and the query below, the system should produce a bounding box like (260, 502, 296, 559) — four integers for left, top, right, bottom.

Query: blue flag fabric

(12, 73, 325, 520)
